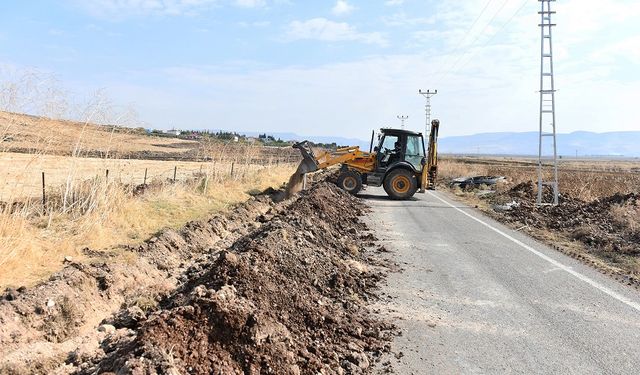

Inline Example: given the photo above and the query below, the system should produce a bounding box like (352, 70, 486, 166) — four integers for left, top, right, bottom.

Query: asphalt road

(364, 187, 640, 375)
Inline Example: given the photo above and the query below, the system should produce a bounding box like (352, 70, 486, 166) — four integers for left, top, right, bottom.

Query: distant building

(233, 136, 239, 142)
(165, 128, 181, 136)
(183, 132, 202, 140)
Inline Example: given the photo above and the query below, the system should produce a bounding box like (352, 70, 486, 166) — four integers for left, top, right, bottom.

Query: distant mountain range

(224, 129, 640, 157)
(438, 131, 640, 157)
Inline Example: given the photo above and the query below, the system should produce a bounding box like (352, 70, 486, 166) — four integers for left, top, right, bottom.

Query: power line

(433, 0, 511, 86)
(444, 0, 530, 80)
(428, 0, 495, 80)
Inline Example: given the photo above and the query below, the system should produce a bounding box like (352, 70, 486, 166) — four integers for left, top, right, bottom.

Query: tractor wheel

(383, 169, 417, 200)
(336, 170, 363, 195)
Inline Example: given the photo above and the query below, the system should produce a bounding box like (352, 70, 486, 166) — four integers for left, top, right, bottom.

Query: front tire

(336, 170, 363, 195)
(383, 169, 417, 200)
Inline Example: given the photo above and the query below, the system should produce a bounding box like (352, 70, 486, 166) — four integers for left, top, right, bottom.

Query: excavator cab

(375, 129, 425, 172)
(355, 128, 428, 199)
(293, 119, 440, 200)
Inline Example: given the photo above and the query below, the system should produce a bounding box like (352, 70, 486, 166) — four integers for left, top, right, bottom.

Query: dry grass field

(0, 155, 296, 288)
(0, 110, 301, 288)
(0, 110, 199, 157)
(439, 156, 640, 201)
(0, 152, 281, 199)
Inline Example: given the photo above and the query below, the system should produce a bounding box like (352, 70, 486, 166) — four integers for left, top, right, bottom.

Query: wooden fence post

(41, 172, 46, 211)
(143, 168, 148, 185)
(173, 166, 177, 183)
(105, 169, 109, 180)
(230, 162, 235, 177)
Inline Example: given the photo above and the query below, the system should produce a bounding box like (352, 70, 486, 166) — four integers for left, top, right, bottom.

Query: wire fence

(1, 148, 301, 198)
(1, 158, 299, 215)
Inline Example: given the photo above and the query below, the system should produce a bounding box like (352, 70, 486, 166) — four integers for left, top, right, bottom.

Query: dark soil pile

(78, 183, 392, 374)
(488, 181, 640, 255)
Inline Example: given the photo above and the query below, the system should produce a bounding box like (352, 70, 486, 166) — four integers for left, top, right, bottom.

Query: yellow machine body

(293, 119, 440, 199)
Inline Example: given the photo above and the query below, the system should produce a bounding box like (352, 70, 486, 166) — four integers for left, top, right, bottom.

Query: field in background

(0, 110, 300, 162)
(0, 152, 289, 200)
(0, 110, 199, 157)
(439, 155, 640, 201)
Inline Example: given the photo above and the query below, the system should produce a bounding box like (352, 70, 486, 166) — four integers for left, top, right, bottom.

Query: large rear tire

(383, 169, 417, 200)
(336, 170, 363, 195)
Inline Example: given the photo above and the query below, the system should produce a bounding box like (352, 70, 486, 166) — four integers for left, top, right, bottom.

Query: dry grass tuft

(610, 201, 640, 232)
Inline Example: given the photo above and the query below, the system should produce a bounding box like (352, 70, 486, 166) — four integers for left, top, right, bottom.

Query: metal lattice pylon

(419, 89, 437, 138)
(537, 0, 559, 205)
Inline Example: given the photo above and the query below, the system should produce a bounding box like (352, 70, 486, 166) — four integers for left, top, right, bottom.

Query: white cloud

(21, 0, 640, 140)
(48, 28, 66, 36)
(238, 20, 271, 27)
(331, 0, 355, 16)
(381, 12, 435, 27)
(105, 0, 640, 139)
(285, 18, 387, 46)
(385, 0, 404, 6)
(73, 0, 219, 18)
(556, 0, 640, 36)
(590, 35, 640, 64)
(73, 0, 278, 18)
(234, 0, 266, 8)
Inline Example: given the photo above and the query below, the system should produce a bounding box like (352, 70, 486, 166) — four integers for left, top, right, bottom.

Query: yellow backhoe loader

(293, 119, 440, 200)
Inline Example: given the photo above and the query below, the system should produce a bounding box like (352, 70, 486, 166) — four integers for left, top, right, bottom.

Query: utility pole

(397, 115, 408, 129)
(537, 0, 559, 206)
(419, 89, 437, 136)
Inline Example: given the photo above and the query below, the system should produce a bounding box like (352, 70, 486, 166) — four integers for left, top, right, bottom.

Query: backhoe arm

(421, 119, 440, 191)
(293, 141, 373, 174)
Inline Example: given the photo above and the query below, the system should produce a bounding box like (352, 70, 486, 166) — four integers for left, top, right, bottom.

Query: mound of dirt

(0, 194, 276, 372)
(488, 182, 640, 255)
(78, 183, 392, 374)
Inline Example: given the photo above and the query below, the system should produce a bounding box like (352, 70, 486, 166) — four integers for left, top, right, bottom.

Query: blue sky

(1, 0, 639, 138)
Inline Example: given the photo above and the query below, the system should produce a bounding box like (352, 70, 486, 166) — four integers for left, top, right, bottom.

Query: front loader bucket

(292, 141, 319, 174)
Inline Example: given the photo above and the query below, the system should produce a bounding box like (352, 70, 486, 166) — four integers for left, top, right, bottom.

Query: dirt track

(0, 183, 393, 374)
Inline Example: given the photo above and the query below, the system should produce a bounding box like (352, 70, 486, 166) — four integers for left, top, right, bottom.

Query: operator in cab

(389, 140, 403, 164)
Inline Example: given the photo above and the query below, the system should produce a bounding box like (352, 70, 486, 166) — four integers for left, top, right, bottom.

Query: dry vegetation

(439, 156, 640, 201)
(0, 110, 200, 157)
(0, 153, 296, 288)
(0, 152, 290, 199)
(0, 144, 297, 290)
(439, 156, 640, 278)
(0, 71, 301, 289)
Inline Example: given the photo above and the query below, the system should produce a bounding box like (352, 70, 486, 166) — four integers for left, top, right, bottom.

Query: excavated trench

(0, 181, 394, 374)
